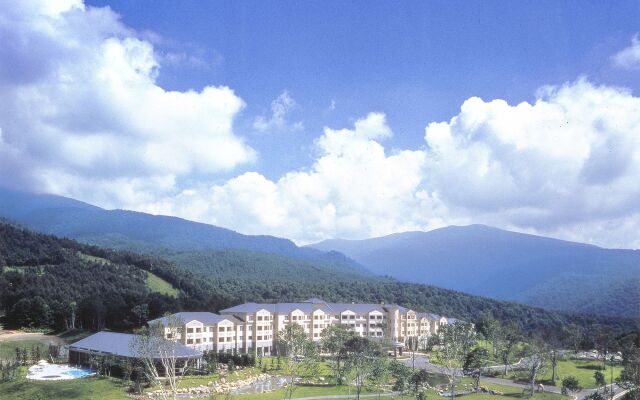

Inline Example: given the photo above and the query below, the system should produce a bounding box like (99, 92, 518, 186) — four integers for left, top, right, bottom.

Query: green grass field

(146, 271, 179, 297)
(0, 330, 93, 361)
(0, 339, 50, 361)
(509, 359, 622, 389)
(0, 368, 129, 400)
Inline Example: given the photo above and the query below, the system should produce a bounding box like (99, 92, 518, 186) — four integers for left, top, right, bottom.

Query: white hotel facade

(149, 298, 450, 356)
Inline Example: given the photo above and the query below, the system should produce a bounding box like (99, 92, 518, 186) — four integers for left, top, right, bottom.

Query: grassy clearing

(76, 252, 111, 265)
(146, 271, 179, 297)
(0, 329, 93, 361)
(0, 367, 128, 400)
(459, 381, 569, 400)
(507, 359, 622, 389)
(0, 339, 50, 361)
(56, 329, 93, 344)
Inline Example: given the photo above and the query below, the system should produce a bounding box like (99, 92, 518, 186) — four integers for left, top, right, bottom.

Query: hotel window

(219, 338, 224, 342)
(227, 337, 232, 342)
(257, 336, 262, 340)
(257, 316, 263, 321)
(209, 327, 214, 332)
(195, 339, 201, 344)
(227, 327, 232, 331)
(219, 327, 225, 332)
(350, 315, 355, 319)
(187, 328, 193, 333)
(187, 339, 193, 344)
(247, 316, 254, 321)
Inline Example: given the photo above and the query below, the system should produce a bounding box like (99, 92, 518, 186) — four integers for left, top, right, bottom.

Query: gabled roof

(220, 302, 324, 314)
(69, 331, 201, 359)
(148, 312, 242, 326)
(221, 301, 406, 315)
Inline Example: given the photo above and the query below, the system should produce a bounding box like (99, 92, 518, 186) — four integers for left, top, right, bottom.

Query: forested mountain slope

(310, 225, 640, 317)
(0, 222, 637, 336)
(0, 187, 367, 276)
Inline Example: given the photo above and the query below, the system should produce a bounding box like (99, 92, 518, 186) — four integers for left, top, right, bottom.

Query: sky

(1, 0, 640, 248)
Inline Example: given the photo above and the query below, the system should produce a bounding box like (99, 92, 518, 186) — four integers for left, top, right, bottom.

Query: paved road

(400, 355, 626, 400)
(292, 394, 398, 400)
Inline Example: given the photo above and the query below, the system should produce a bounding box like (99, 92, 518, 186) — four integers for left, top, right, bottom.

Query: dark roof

(69, 331, 202, 359)
(417, 312, 442, 320)
(220, 299, 405, 315)
(148, 312, 241, 326)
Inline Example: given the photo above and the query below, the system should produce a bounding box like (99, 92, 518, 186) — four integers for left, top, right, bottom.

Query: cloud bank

(0, 0, 254, 207)
(1, 1, 639, 248)
(144, 81, 640, 247)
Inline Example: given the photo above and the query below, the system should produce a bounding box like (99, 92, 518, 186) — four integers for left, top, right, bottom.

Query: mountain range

(1, 219, 635, 336)
(1, 187, 639, 318)
(309, 225, 640, 317)
(0, 187, 366, 276)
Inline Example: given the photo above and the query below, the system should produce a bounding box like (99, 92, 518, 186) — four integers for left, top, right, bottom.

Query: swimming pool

(27, 361, 96, 381)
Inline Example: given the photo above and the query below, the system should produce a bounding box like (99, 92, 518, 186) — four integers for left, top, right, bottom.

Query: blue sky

(2, 0, 640, 247)
(88, 0, 640, 179)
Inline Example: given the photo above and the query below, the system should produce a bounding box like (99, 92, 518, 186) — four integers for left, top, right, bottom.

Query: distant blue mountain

(0, 187, 367, 275)
(309, 225, 640, 317)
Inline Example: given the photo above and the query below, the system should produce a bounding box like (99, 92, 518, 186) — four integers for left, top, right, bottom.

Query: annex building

(148, 298, 451, 356)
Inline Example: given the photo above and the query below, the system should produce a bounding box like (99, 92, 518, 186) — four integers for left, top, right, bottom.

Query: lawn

(0, 339, 51, 361)
(458, 381, 569, 400)
(509, 359, 622, 389)
(0, 368, 129, 400)
(0, 329, 93, 361)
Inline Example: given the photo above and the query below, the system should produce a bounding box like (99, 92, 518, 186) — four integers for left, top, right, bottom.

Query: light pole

(610, 355, 614, 400)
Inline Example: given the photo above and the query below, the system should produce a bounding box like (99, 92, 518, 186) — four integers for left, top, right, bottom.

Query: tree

(561, 376, 581, 395)
(544, 327, 568, 384)
(616, 341, 639, 400)
(496, 322, 521, 376)
(477, 316, 501, 357)
(131, 317, 193, 400)
(369, 357, 392, 399)
(321, 324, 356, 385)
(390, 360, 412, 400)
(409, 369, 430, 400)
(463, 347, 489, 391)
(344, 336, 383, 400)
(521, 339, 548, 397)
(406, 335, 421, 372)
(277, 323, 319, 399)
(593, 325, 617, 371)
(594, 370, 606, 387)
(438, 322, 477, 400)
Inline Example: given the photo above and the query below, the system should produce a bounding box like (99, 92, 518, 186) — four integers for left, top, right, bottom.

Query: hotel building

(149, 298, 449, 356)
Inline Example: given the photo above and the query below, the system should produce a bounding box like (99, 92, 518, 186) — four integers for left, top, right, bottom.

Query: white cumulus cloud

(253, 90, 304, 133)
(612, 34, 640, 70)
(422, 79, 640, 247)
(0, 0, 254, 207)
(143, 113, 450, 243)
(144, 81, 640, 248)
